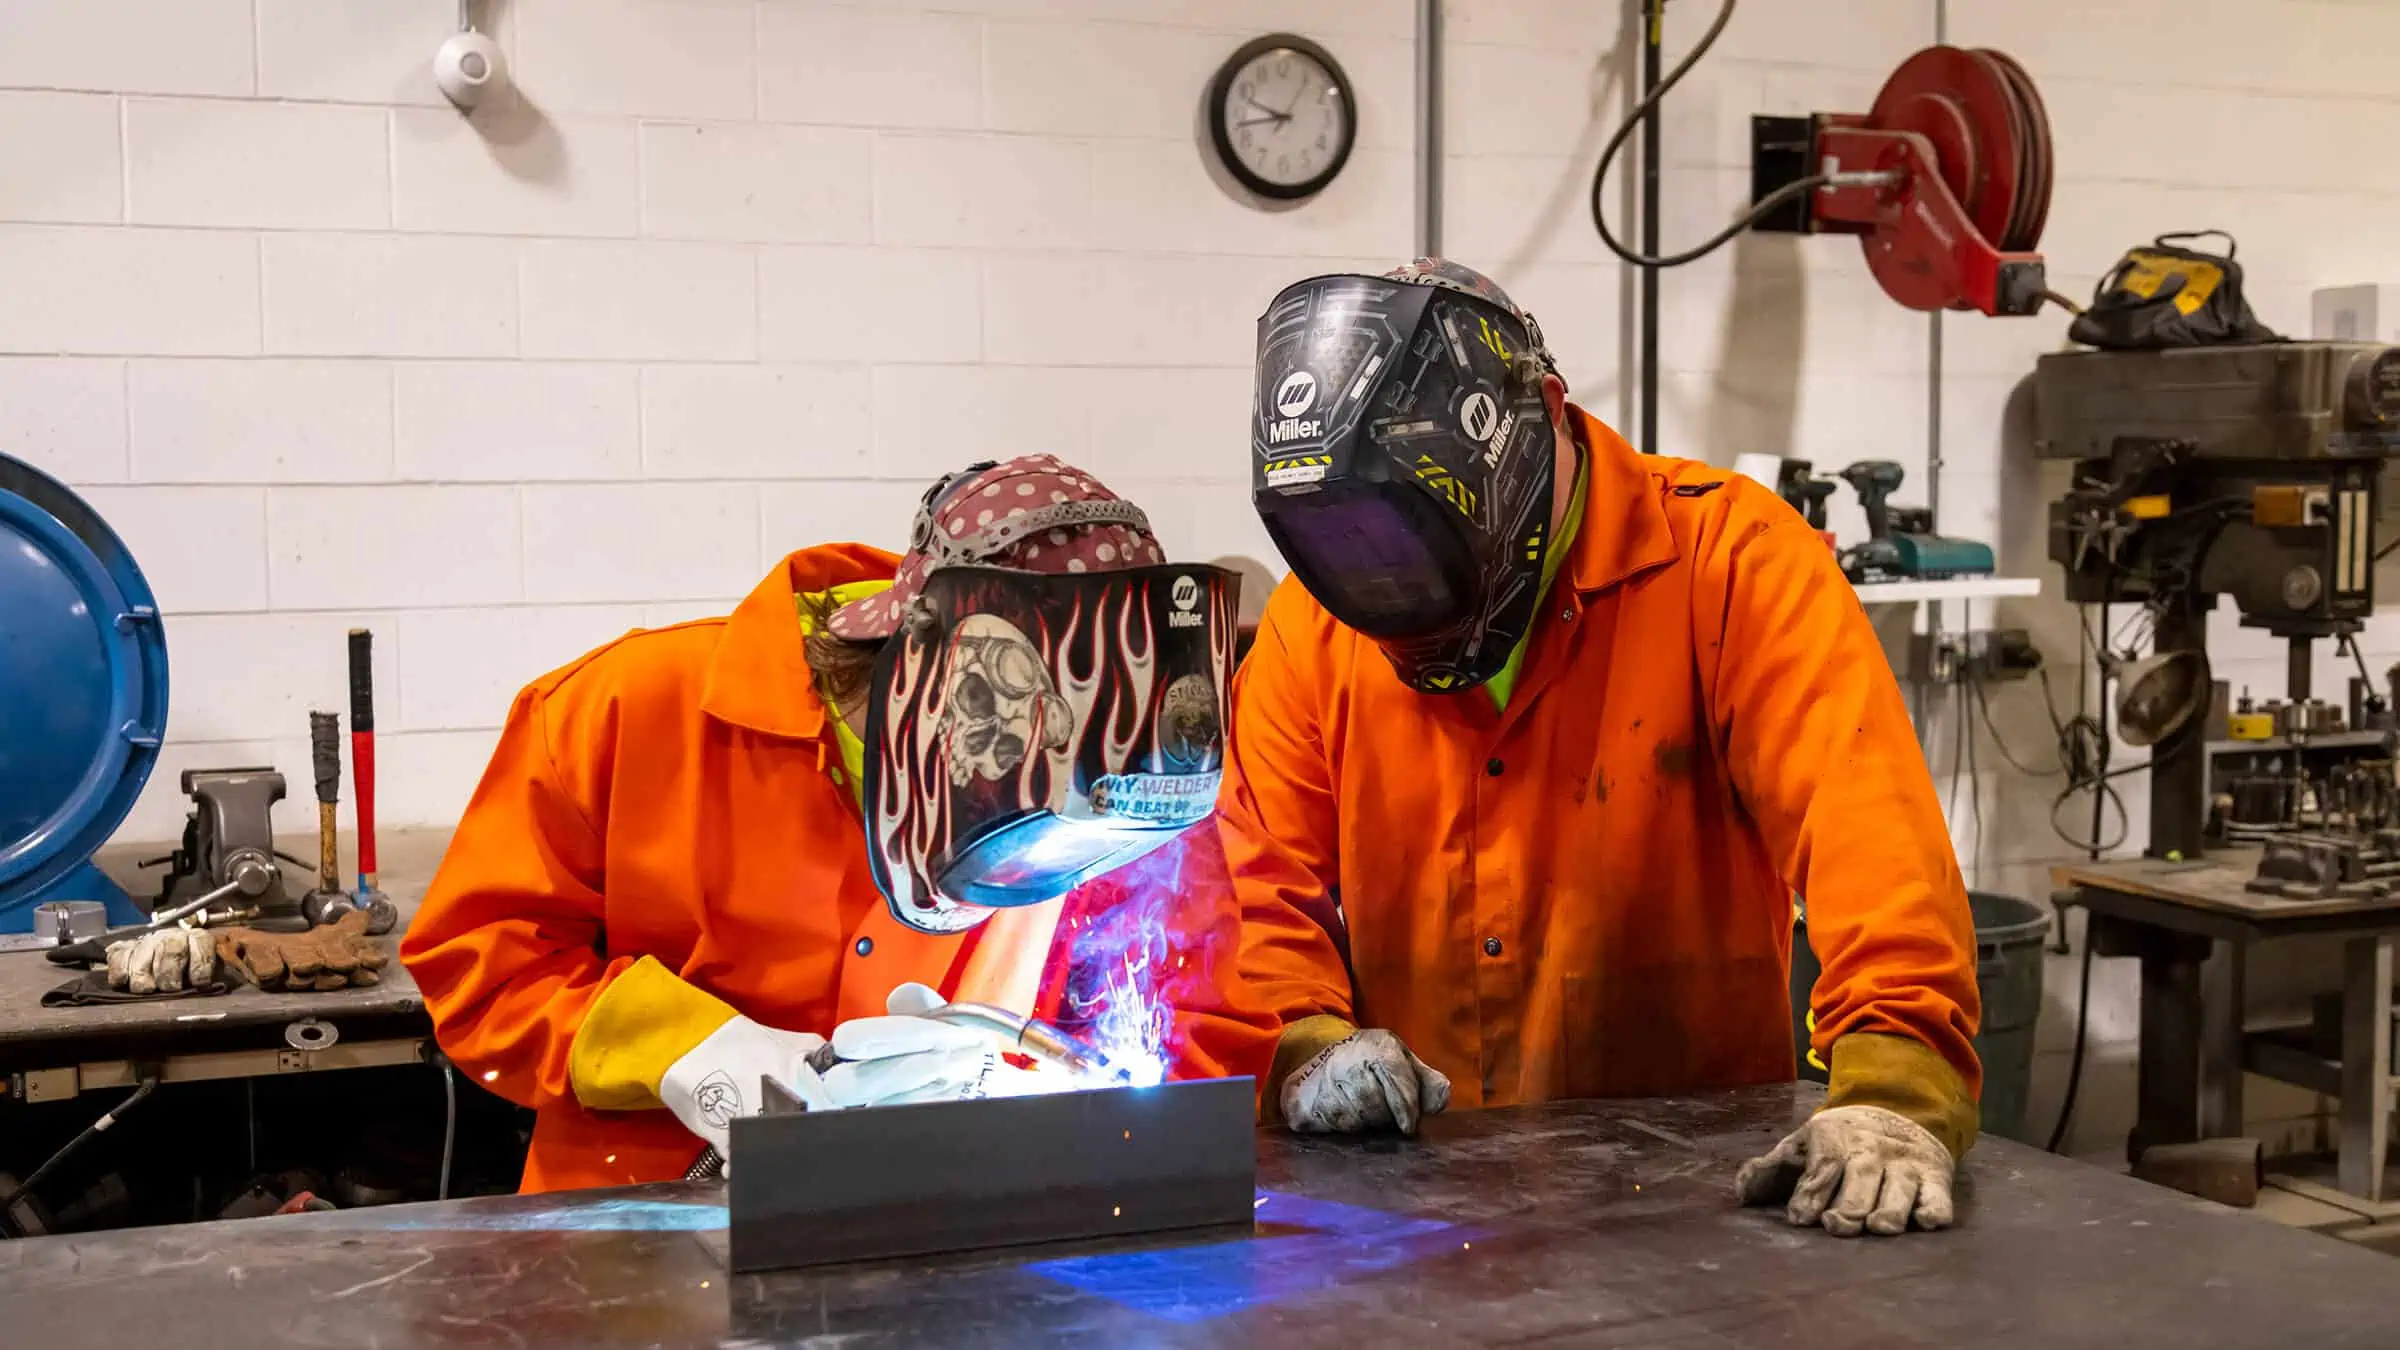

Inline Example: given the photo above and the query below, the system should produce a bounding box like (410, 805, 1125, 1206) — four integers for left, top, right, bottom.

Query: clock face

(1214, 41, 1353, 198)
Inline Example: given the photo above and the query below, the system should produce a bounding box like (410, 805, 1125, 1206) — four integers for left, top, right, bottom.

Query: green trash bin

(1788, 890, 2049, 1144)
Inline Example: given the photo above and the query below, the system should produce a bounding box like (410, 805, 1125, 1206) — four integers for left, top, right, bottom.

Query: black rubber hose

(0, 1078, 159, 1221)
(1589, 0, 1832, 269)
(2047, 930, 2096, 1154)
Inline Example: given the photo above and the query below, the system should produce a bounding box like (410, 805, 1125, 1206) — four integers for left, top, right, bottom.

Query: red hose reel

(1762, 46, 2055, 316)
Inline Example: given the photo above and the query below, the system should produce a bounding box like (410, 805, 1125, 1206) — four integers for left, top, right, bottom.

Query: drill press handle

(1839, 460, 1907, 540)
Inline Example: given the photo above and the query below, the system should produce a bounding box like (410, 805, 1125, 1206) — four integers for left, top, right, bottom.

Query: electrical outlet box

(1908, 628, 2041, 685)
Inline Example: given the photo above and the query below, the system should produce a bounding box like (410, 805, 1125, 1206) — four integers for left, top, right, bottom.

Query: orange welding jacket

(1218, 407, 1982, 1115)
(402, 546, 1279, 1194)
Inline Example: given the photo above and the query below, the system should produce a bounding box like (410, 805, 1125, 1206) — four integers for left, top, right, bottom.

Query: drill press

(1836, 460, 1998, 582)
(2036, 340, 2400, 861)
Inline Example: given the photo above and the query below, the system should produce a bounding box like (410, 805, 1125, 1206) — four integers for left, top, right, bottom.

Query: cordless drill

(1835, 459, 1996, 582)
(1837, 460, 1909, 582)
(1775, 460, 1839, 530)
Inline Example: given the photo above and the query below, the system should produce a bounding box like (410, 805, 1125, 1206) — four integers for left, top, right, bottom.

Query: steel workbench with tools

(5, 1087, 2399, 1350)
(0, 833, 453, 1233)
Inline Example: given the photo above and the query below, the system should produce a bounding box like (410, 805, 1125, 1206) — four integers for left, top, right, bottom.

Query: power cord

(0, 1075, 160, 1221)
(2046, 925, 2097, 1154)
(1974, 664, 2133, 854)
(1959, 604, 2137, 1154)
(438, 1058, 458, 1202)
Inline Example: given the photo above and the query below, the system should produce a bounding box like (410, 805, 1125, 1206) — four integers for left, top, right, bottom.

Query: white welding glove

(105, 928, 217, 995)
(658, 1017, 836, 1159)
(819, 982, 1073, 1107)
(1734, 1105, 1957, 1236)
(1281, 1029, 1453, 1136)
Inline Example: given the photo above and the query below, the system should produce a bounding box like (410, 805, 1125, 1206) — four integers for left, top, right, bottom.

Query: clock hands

(1240, 92, 1292, 127)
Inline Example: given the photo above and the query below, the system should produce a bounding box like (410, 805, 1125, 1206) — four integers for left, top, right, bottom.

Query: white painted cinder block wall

(0, 0, 1417, 837)
(8, 0, 2398, 1153)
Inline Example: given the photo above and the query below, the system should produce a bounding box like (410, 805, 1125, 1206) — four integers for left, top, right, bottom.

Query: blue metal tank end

(0, 454, 169, 930)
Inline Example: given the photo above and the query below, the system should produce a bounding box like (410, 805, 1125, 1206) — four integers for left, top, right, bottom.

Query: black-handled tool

(302, 712, 355, 927)
(1839, 460, 1906, 541)
(1775, 460, 1839, 530)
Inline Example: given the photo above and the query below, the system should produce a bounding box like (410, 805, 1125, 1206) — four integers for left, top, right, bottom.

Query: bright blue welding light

(1026, 1192, 1478, 1323)
(343, 1199, 727, 1234)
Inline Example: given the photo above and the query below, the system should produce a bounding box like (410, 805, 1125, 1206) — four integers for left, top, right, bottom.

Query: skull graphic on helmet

(943, 613, 1075, 789)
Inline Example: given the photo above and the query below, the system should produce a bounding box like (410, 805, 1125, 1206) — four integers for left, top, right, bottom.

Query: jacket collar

(701, 544, 902, 739)
(1564, 404, 1680, 595)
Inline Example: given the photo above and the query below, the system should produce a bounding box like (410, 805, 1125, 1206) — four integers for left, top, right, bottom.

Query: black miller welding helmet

(862, 558, 1239, 937)
(1252, 259, 1562, 693)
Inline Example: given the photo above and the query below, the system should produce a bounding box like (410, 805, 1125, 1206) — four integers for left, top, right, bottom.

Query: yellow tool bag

(2068, 230, 2280, 350)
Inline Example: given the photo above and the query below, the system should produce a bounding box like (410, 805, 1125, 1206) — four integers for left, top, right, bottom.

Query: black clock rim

(1206, 32, 1358, 203)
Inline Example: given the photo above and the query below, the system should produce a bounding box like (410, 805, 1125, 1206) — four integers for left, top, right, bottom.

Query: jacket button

(1486, 757, 1505, 777)
(1562, 606, 1577, 623)
(854, 937, 873, 957)
(1483, 937, 1503, 957)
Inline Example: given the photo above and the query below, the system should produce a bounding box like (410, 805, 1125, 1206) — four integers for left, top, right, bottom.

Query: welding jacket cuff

(1822, 1031, 1980, 1162)
(568, 956, 740, 1111)
(1261, 1014, 1358, 1126)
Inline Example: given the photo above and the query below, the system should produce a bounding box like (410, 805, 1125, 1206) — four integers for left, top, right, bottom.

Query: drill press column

(2148, 602, 2210, 861)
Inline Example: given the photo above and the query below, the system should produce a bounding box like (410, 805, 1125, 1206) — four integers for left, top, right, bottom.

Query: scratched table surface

(6, 1086, 2399, 1349)
(2053, 848, 2400, 924)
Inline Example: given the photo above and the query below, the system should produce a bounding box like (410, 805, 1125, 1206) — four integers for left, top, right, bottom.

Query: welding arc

(1588, 0, 1816, 269)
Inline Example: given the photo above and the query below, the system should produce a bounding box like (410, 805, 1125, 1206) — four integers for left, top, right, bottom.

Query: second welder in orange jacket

(1222, 261, 1981, 1238)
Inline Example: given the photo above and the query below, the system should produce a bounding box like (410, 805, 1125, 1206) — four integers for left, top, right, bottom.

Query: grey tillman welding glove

(1735, 1105, 1956, 1236)
(1276, 1018, 1452, 1135)
(1737, 1032, 1974, 1236)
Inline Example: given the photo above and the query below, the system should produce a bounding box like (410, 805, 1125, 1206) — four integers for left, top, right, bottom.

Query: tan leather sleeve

(1259, 1014, 1356, 1126)
(1824, 1031, 1980, 1161)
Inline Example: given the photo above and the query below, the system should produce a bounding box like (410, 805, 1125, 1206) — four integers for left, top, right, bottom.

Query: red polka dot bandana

(826, 455, 1167, 642)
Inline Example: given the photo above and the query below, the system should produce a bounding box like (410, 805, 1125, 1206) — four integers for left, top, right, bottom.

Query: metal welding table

(0, 831, 447, 1106)
(3, 1087, 2397, 1349)
(2055, 849, 2400, 1201)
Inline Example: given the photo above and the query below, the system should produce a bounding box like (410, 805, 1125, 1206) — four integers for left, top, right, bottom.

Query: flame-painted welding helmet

(1252, 259, 1562, 693)
(862, 559, 1239, 937)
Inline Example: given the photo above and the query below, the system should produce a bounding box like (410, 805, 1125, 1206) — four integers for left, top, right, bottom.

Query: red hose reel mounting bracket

(1751, 45, 2054, 316)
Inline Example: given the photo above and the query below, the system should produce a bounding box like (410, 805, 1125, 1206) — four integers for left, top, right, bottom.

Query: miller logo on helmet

(1268, 369, 1324, 444)
(1275, 371, 1318, 417)
(1168, 573, 1204, 627)
(1459, 391, 1499, 443)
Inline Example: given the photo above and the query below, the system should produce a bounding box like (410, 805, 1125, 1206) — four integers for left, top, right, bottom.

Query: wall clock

(1205, 34, 1357, 202)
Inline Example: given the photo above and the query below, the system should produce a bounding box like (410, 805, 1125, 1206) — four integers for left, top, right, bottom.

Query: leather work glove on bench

(215, 911, 391, 991)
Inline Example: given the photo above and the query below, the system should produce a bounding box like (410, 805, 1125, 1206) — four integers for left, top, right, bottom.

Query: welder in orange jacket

(1219, 260, 1981, 1238)
(403, 456, 1275, 1193)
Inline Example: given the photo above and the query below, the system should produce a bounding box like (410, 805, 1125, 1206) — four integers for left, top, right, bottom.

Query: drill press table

(5, 1085, 2397, 1349)
(2056, 850, 2400, 1204)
